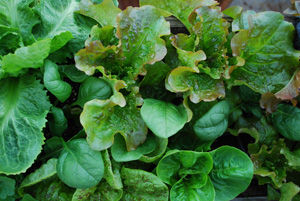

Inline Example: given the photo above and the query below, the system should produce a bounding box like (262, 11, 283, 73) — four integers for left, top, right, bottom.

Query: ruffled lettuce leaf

(0, 0, 40, 45)
(140, 0, 217, 31)
(228, 12, 300, 95)
(77, 0, 121, 27)
(80, 90, 147, 151)
(0, 75, 51, 174)
(166, 66, 225, 103)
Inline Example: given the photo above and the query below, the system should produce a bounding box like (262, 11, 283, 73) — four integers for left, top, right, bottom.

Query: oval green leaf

(141, 99, 187, 138)
(57, 139, 104, 189)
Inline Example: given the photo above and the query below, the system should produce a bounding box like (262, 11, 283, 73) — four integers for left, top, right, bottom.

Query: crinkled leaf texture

(80, 92, 147, 151)
(0, 75, 51, 175)
(18, 158, 58, 196)
(271, 104, 300, 141)
(167, 66, 225, 103)
(209, 146, 253, 201)
(229, 11, 300, 94)
(0, 0, 40, 45)
(141, 99, 188, 138)
(121, 167, 169, 201)
(140, 0, 217, 31)
(56, 139, 104, 189)
(193, 101, 230, 141)
(44, 60, 72, 102)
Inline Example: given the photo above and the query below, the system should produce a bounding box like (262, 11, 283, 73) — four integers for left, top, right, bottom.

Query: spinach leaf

(272, 104, 300, 141)
(48, 107, 68, 136)
(57, 139, 104, 189)
(141, 99, 187, 138)
(193, 101, 230, 141)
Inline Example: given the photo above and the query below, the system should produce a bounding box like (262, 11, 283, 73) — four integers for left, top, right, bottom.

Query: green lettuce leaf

(271, 104, 300, 141)
(18, 158, 58, 196)
(121, 167, 169, 201)
(77, 0, 121, 27)
(0, 75, 51, 174)
(80, 91, 147, 151)
(140, 61, 171, 86)
(209, 146, 253, 201)
(0, 176, 15, 200)
(2, 39, 51, 75)
(56, 139, 104, 189)
(0, 26, 21, 55)
(167, 66, 225, 103)
(228, 11, 300, 94)
(44, 60, 72, 103)
(223, 6, 256, 32)
(0, 0, 40, 45)
(140, 0, 217, 31)
(141, 99, 188, 138)
(139, 136, 168, 163)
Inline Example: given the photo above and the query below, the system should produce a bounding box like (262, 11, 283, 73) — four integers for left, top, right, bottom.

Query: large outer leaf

(0, 76, 51, 174)
(0, 0, 40, 45)
(141, 99, 188, 138)
(56, 139, 104, 189)
(116, 6, 170, 76)
(81, 93, 147, 151)
(34, 0, 91, 53)
(229, 12, 300, 94)
(209, 146, 253, 201)
(167, 66, 225, 103)
(121, 167, 169, 201)
(2, 39, 51, 75)
(140, 0, 217, 31)
(77, 0, 121, 27)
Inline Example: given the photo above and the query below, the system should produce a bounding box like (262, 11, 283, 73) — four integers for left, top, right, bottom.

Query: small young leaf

(57, 139, 104, 189)
(111, 134, 156, 162)
(193, 101, 230, 141)
(48, 106, 68, 136)
(44, 60, 72, 103)
(141, 99, 187, 138)
(74, 77, 112, 108)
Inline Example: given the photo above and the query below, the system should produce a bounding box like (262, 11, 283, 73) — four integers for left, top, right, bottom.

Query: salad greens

(0, 0, 300, 200)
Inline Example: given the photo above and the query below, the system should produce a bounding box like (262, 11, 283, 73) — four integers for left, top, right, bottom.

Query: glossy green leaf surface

(209, 146, 253, 201)
(44, 60, 72, 103)
(81, 93, 147, 151)
(141, 99, 187, 138)
(139, 136, 168, 163)
(121, 167, 169, 201)
(74, 77, 112, 108)
(116, 6, 170, 77)
(57, 139, 104, 189)
(0, 75, 51, 174)
(18, 158, 58, 196)
(2, 39, 51, 75)
(229, 12, 300, 94)
(193, 101, 230, 141)
(167, 67, 225, 103)
(111, 134, 156, 162)
(140, 0, 217, 30)
(59, 65, 88, 83)
(77, 0, 121, 27)
(271, 104, 300, 141)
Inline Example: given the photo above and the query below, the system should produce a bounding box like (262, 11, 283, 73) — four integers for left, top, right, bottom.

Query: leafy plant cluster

(0, 0, 300, 200)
